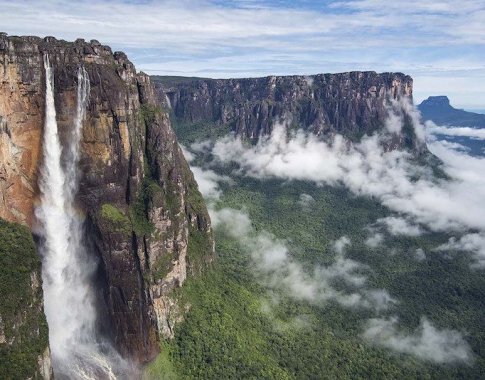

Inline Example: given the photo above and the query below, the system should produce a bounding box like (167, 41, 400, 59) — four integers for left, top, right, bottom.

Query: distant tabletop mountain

(418, 96, 485, 128)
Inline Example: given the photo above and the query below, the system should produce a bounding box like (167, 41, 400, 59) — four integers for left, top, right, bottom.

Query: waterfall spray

(36, 55, 131, 379)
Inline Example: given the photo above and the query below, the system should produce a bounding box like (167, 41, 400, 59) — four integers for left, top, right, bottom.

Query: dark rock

(152, 72, 422, 151)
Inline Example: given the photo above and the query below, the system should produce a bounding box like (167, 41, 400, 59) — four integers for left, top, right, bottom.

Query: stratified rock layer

(0, 33, 214, 364)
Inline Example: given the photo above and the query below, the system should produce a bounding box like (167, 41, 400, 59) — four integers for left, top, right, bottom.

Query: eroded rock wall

(153, 72, 419, 149)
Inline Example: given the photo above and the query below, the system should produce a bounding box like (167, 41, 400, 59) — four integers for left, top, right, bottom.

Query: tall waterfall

(36, 55, 132, 379)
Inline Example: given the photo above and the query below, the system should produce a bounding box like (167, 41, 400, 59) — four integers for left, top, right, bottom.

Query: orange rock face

(0, 43, 43, 226)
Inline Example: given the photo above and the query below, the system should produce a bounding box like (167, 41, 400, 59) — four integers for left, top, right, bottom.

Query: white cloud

(363, 317, 472, 363)
(210, 207, 252, 238)
(428, 124, 485, 140)
(333, 236, 351, 255)
(190, 167, 230, 200)
(184, 145, 395, 310)
(435, 233, 485, 267)
(365, 232, 384, 248)
(297, 193, 315, 208)
(208, 102, 485, 265)
(415, 248, 426, 261)
(427, 138, 471, 153)
(179, 144, 195, 162)
(190, 140, 212, 153)
(182, 108, 480, 363)
(377, 216, 423, 237)
(211, 118, 485, 229)
(182, 146, 232, 201)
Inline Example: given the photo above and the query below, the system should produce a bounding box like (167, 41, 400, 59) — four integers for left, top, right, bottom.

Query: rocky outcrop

(153, 72, 422, 150)
(0, 218, 53, 379)
(0, 33, 214, 364)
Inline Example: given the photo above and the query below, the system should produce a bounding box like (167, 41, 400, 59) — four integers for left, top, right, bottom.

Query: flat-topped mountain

(152, 72, 424, 151)
(418, 96, 485, 128)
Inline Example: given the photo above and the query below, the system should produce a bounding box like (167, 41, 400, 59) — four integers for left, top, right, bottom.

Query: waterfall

(36, 55, 132, 379)
(164, 93, 172, 109)
(65, 66, 90, 199)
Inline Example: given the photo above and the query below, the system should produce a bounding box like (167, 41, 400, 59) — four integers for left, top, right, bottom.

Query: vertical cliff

(0, 33, 214, 366)
(153, 72, 422, 150)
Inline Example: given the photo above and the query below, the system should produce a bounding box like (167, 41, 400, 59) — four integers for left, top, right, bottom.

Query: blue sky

(0, 0, 484, 108)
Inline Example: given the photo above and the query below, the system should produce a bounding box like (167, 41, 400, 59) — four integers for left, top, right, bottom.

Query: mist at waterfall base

(35, 55, 134, 379)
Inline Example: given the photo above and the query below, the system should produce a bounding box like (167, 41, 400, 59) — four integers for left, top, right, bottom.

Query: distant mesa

(418, 96, 485, 128)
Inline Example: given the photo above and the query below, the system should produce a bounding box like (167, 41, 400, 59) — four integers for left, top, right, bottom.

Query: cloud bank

(297, 193, 315, 208)
(180, 96, 483, 362)
(182, 120, 477, 362)
(435, 233, 485, 267)
(376, 216, 423, 237)
(187, 159, 395, 312)
(186, 148, 473, 363)
(212, 128, 485, 232)
(209, 117, 485, 266)
(428, 124, 485, 140)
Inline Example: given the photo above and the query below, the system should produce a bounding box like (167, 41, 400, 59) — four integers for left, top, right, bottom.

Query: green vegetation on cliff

(130, 178, 162, 236)
(140, 104, 163, 126)
(172, 119, 231, 145)
(100, 203, 132, 235)
(0, 218, 49, 379)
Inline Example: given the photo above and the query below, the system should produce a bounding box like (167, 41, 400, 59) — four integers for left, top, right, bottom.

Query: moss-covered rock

(100, 203, 132, 235)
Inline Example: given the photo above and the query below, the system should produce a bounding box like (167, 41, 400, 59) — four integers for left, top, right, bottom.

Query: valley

(142, 96, 485, 379)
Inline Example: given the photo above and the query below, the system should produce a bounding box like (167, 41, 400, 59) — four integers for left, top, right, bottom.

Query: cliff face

(0, 33, 214, 365)
(153, 72, 419, 149)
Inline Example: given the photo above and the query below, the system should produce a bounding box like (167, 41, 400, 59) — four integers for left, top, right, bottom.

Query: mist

(186, 154, 475, 363)
(207, 108, 485, 266)
(363, 317, 472, 363)
(427, 124, 485, 140)
(211, 207, 395, 312)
